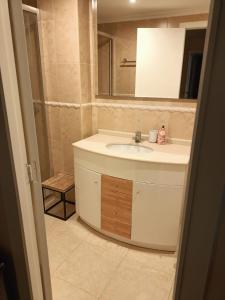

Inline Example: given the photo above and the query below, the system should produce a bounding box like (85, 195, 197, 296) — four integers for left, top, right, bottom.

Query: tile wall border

(34, 100, 196, 113)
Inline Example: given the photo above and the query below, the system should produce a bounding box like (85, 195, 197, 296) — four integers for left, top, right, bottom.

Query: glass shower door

(98, 33, 113, 96)
(23, 10, 50, 181)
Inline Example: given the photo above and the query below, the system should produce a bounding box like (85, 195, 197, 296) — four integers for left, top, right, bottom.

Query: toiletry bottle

(149, 129, 158, 143)
(157, 125, 166, 145)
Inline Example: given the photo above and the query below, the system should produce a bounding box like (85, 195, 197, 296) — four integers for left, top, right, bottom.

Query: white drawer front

(74, 147, 186, 186)
(75, 165, 101, 229)
(132, 182, 184, 250)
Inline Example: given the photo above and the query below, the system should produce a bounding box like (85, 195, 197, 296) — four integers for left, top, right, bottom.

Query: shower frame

(22, 3, 39, 14)
(98, 30, 114, 96)
(22, 3, 51, 181)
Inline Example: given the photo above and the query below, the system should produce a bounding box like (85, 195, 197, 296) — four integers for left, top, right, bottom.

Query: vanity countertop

(73, 133, 191, 165)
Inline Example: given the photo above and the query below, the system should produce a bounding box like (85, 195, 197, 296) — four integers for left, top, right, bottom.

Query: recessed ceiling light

(129, 0, 136, 4)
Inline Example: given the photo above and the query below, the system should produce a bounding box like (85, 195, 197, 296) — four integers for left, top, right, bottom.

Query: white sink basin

(106, 143, 153, 154)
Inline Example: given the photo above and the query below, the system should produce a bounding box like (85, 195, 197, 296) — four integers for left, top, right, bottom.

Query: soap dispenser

(157, 125, 166, 145)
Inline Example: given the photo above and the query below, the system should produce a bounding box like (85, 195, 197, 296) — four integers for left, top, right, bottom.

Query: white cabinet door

(132, 182, 184, 250)
(75, 165, 101, 229)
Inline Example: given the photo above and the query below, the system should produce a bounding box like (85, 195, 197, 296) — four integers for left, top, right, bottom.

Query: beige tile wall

(46, 106, 81, 175)
(78, 0, 92, 103)
(39, 0, 81, 103)
(95, 14, 207, 139)
(39, 0, 93, 176)
(98, 14, 208, 97)
(38, 2, 203, 177)
(94, 98, 197, 140)
(81, 106, 93, 138)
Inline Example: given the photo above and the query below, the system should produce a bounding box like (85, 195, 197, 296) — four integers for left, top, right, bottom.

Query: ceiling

(97, 0, 210, 24)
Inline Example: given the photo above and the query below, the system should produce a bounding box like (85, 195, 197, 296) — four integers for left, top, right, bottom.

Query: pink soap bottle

(157, 125, 166, 145)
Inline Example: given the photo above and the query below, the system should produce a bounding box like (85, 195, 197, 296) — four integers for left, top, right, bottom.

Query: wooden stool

(42, 173, 75, 221)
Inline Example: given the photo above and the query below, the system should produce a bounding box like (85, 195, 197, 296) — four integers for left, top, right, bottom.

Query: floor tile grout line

(83, 239, 130, 257)
(97, 250, 129, 299)
(49, 238, 85, 277)
(53, 240, 128, 299)
(46, 215, 175, 300)
(52, 275, 98, 299)
(55, 270, 106, 299)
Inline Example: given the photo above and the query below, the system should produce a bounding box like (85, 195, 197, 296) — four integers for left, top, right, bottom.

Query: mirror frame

(95, 5, 208, 102)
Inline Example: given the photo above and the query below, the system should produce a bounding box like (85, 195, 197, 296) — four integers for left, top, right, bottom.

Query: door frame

(8, 0, 53, 299)
(2, 0, 225, 299)
(0, 0, 44, 299)
(175, 0, 225, 299)
(0, 72, 33, 300)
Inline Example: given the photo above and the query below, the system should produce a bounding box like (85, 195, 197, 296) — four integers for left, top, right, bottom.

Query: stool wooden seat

(42, 173, 75, 221)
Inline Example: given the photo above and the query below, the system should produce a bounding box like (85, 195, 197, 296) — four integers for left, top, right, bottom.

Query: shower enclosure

(23, 6, 50, 181)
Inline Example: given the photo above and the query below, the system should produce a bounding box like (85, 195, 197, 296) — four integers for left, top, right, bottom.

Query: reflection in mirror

(180, 29, 206, 99)
(97, 0, 209, 100)
(98, 32, 113, 96)
(135, 28, 186, 99)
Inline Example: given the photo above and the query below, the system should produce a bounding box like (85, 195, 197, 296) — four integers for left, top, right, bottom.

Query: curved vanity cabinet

(75, 166, 101, 229)
(132, 182, 183, 249)
(73, 134, 189, 251)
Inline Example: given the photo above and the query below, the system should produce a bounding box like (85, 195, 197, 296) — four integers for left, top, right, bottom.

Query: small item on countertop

(149, 129, 158, 143)
(157, 125, 166, 145)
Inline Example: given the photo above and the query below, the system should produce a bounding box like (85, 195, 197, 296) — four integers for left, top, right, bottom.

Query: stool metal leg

(43, 186, 75, 221)
(61, 192, 66, 220)
(42, 187, 46, 213)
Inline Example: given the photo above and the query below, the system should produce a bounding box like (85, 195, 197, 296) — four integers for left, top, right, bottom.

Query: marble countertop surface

(73, 132, 191, 165)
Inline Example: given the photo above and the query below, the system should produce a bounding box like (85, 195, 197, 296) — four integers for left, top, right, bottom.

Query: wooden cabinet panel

(102, 202, 131, 225)
(101, 202, 116, 219)
(101, 216, 115, 234)
(101, 216, 131, 239)
(114, 221, 131, 239)
(102, 175, 132, 196)
(101, 175, 132, 239)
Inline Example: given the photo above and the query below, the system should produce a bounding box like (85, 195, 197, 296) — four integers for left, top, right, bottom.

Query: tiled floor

(45, 214, 176, 300)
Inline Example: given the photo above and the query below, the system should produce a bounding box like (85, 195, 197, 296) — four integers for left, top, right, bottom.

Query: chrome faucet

(133, 131, 142, 143)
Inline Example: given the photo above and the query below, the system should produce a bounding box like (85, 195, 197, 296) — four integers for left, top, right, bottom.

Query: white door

(135, 28, 186, 98)
(76, 166, 101, 228)
(132, 182, 184, 250)
(0, 0, 48, 299)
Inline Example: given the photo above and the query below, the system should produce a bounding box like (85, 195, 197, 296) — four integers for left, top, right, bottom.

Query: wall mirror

(97, 0, 209, 100)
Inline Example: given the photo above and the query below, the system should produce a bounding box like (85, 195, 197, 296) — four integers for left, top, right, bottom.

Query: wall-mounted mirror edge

(96, 2, 208, 102)
(95, 95, 198, 104)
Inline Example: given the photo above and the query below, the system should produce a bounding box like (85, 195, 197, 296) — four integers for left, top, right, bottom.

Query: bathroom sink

(106, 143, 153, 154)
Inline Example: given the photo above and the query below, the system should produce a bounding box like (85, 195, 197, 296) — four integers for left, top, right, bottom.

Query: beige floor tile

(167, 274, 175, 300)
(126, 247, 176, 277)
(100, 275, 170, 300)
(66, 215, 94, 240)
(46, 215, 175, 300)
(84, 229, 129, 261)
(54, 242, 122, 298)
(168, 288, 174, 300)
(51, 276, 96, 300)
(100, 256, 172, 300)
(45, 215, 87, 274)
(45, 214, 57, 231)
